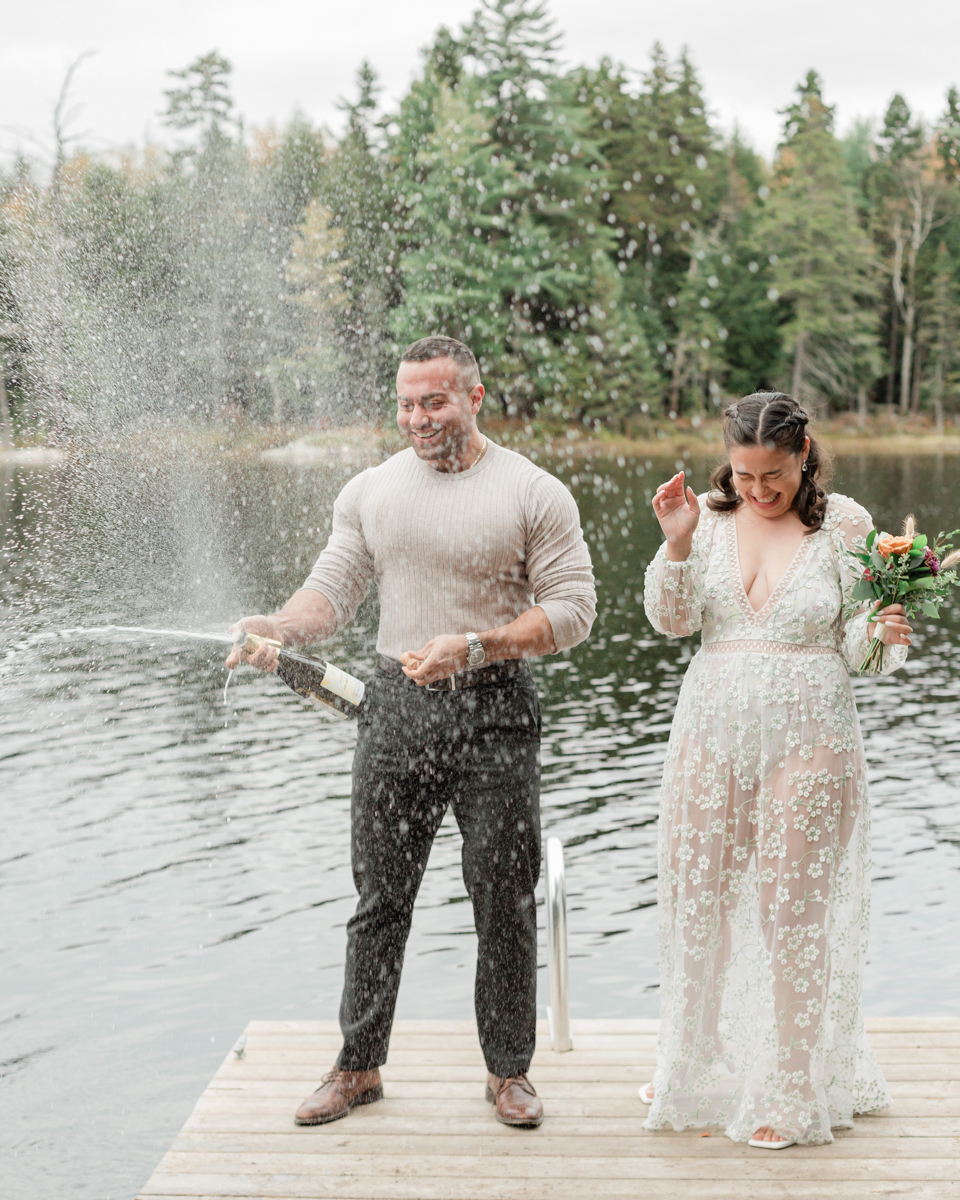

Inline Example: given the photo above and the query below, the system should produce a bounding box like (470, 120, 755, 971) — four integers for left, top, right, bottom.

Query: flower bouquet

(846, 515, 960, 674)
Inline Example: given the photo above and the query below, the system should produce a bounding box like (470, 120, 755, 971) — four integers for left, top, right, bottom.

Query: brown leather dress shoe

(485, 1072, 544, 1127)
(294, 1067, 383, 1126)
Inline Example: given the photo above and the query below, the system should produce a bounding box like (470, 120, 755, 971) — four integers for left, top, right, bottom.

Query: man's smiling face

(395, 357, 483, 467)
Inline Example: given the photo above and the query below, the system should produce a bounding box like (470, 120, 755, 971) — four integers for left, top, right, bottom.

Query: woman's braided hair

(706, 392, 832, 531)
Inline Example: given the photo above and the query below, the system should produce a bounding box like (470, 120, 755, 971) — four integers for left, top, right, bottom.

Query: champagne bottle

(235, 632, 365, 720)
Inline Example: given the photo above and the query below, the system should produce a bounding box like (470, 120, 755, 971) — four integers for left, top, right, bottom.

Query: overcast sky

(2, 0, 958, 170)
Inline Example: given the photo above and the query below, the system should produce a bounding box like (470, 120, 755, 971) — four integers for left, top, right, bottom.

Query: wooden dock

(138, 1018, 960, 1199)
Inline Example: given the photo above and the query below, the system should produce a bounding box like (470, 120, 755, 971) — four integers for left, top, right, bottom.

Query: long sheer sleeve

(643, 503, 711, 639)
(828, 495, 908, 675)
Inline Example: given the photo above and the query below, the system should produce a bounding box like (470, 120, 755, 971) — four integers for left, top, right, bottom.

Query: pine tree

(260, 115, 327, 232)
(937, 87, 960, 184)
(163, 51, 239, 149)
(571, 48, 726, 404)
(625, 46, 724, 308)
(919, 241, 960, 432)
(390, 1, 659, 422)
(275, 199, 350, 420)
(758, 71, 878, 407)
(316, 63, 398, 418)
(709, 135, 783, 396)
(160, 54, 259, 412)
(878, 94, 923, 164)
(563, 59, 667, 365)
(871, 93, 954, 413)
(843, 119, 875, 217)
(667, 231, 730, 412)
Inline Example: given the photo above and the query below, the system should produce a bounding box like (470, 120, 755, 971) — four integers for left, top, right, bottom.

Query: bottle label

(321, 663, 366, 708)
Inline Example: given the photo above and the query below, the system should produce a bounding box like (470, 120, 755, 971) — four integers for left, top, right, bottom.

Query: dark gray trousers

(336, 663, 542, 1077)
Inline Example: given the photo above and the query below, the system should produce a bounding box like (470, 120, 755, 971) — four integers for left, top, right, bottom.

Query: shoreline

(5, 419, 960, 464)
(260, 422, 960, 462)
(499, 432, 960, 459)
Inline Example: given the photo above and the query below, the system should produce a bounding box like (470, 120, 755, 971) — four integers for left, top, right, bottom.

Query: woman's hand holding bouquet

(847, 515, 960, 673)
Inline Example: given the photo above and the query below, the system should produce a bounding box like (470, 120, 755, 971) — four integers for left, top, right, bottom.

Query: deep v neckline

(728, 512, 812, 624)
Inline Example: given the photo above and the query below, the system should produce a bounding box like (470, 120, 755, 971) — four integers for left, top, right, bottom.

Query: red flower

(862, 567, 875, 582)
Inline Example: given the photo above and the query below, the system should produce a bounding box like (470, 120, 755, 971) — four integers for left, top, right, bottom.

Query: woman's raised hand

(652, 472, 700, 556)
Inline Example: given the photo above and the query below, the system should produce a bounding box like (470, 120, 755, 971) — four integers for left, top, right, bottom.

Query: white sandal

(637, 1082, 654, 1105)
(748, 1132, 797, 1149)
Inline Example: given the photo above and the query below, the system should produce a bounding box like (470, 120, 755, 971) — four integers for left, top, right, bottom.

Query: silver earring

(802, 461, 808, 472)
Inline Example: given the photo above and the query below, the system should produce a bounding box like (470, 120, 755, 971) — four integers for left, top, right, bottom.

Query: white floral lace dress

(642, 493, 906, 1145)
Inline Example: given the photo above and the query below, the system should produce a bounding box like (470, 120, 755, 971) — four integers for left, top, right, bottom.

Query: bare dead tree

(42, 51, 95, 439)
(51, 50, 96, 202)
(887, 146, 951, 414)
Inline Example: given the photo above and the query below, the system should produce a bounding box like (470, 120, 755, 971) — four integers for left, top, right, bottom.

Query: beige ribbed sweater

(303, 441, 596, 660)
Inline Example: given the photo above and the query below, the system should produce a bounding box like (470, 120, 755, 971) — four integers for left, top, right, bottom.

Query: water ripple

(1, 451, 958, 1199)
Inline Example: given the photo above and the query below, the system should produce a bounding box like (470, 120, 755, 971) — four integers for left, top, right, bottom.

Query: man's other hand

(401, 635, 468, 686)
(226, 616, 284, 672)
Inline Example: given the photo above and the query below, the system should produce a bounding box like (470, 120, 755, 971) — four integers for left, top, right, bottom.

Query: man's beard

(407, 425, 467, 461)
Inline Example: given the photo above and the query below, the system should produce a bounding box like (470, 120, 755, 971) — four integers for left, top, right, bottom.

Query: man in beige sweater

(228, 336, 596, 1129)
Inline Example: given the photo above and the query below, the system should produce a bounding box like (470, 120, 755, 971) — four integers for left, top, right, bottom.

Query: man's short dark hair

(400, 336, 481, 390)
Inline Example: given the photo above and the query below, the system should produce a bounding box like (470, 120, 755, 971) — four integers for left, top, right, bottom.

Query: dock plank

(195, 1087, 960, 1118)
(155, 1151, 960, 1180)
(137, 1019, 960, 1200)
(168, 1131, 960, 1159)
(140, 1178, 960, 1199)
(235, 1046, 960, 1065)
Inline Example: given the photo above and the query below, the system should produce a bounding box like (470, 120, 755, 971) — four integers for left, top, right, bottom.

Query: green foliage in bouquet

(845, 517, 960, 673)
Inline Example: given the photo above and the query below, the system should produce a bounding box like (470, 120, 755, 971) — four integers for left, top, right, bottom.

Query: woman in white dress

(641, 393, 912, 1148)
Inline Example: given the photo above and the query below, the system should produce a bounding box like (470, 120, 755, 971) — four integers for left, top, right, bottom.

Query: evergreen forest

(3, 0, 960, 440)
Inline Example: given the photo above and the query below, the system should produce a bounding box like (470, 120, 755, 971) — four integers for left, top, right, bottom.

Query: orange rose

(876, 533, 914, 558)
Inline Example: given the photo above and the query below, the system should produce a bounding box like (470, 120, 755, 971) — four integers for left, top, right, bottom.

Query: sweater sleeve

(301, 471, 374, 632)
(525, 473, 597, 652)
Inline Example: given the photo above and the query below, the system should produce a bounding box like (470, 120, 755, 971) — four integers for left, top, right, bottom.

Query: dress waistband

(701, 640, 839, 656)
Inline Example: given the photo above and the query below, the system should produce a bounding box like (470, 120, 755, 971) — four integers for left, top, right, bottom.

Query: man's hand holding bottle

(225, 617, 284, 672)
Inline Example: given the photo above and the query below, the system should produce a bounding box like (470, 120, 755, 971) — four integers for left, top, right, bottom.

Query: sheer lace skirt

(645, 648, 892, 1144)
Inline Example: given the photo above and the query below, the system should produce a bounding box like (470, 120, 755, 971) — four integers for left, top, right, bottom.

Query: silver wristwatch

(465, 632, 485, 668)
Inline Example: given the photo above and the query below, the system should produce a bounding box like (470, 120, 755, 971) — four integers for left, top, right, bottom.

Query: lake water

(2, 442, 959, 1198)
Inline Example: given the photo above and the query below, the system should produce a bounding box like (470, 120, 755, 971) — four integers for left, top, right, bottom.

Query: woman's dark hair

(707, 392, 832, 531)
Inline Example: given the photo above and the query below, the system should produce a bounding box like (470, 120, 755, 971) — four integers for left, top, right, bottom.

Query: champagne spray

(56, 626, 366, 720)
